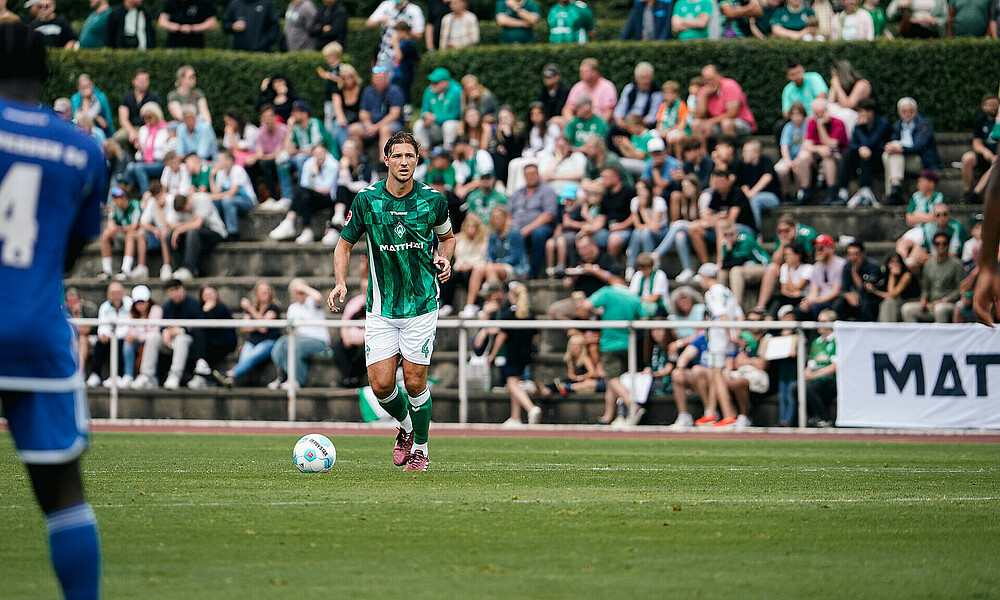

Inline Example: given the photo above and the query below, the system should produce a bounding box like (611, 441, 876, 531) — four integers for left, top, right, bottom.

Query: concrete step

(85, 386, 780, 427)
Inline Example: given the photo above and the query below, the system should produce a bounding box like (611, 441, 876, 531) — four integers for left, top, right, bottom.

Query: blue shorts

(145, 230, 162, 251)
(2, 387, 89, 465)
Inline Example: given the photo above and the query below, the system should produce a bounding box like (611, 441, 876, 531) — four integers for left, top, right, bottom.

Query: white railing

(71, 317, 822, 427)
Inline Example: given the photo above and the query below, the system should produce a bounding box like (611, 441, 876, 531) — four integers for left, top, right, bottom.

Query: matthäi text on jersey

(378, 241, 425, 252)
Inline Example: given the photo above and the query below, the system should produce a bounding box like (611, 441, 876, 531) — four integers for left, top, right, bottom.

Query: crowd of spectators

(40, 0, 996, 427)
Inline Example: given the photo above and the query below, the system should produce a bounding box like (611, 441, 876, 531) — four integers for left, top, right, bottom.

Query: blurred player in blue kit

(0, 24, 106, 600)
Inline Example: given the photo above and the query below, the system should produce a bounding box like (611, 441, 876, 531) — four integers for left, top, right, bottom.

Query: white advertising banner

(835, 323, 1000, 429)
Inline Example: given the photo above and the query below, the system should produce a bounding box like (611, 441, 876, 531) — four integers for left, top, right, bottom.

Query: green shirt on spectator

(722, 231, 771, 268)
(771, 4, 815, 31)
(673, 0, 713, 39)
(425, 165, 456, 188)
(782, 72, 829, 116)
(112, 199, 143, 226)
(548, 2, 585, 43)
(420, 79, 463, 125)
(906, 190, 945, 215)
(630, 130, 657, 154)
(79, 8, 111, 48)
(774, 223, 817, 254)
(496, 0, 541, 44)
(947, 0, 993, 36)
(566, 115, 608, 148)
(865, 5, 888, 35)
(590, 284, 644, 352)
(191, 165, 211, 192)
(807, 334, 836, 382)
(465, 188, 508, 225)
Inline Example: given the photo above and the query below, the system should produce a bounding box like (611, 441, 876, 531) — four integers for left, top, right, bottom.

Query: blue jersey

(0, 97, 105, 389)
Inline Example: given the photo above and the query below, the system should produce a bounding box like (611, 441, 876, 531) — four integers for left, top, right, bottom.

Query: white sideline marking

(2, 496, 999, 511)
(82, 465, 996, 474)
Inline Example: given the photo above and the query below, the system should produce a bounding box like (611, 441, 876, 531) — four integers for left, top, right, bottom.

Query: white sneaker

(281, 380, 298, 390)
(130, 265, 149, 279)
(734, 414, 751, 430)
(321, 229, 340, 246)
(102, 376, 116, 388)
(628, 406, 646, 426)
(86, 373, 101, 387)
(500, 417, 523, 428)
(113, 271, 129, 281)
(330, 213, 346, 228)
(269, 219, 297, 241)
(267, 377, 284, 390)
(610, 415, 628, 430)
(187, 374, 209, 389)
(159, 264, 173, 281)
(163, 374, 181, 390)
(131, 374, 156, 389)
(675, 268, 695, 284)
(172, 267, 193, 281)
(256, 198, 281, 212)
(438, 304, 454, 317)
(194, 358, 211, 376)
(275, 198, 292, 211)
(458, 304, 480, 319)
(294, 228, 315, 244)
(527, 406, 542, 425)
(669, 412, 695, 429)
(119, 374, 134, 387)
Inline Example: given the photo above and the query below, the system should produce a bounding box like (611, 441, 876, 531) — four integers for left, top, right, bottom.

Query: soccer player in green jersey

(328, 131, 455, 471)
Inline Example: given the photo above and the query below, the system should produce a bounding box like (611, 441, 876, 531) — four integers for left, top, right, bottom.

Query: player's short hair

(384, 131, 419, 158)
(0, 23, 48, 83)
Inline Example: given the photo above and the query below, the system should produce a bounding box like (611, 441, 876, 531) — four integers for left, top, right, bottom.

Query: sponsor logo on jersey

(389, 211, 408, 216)
(379, 242, 425, 252)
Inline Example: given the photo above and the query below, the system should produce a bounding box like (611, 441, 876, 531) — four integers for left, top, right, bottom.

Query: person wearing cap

(424, 146, 456, 187)
(622, 0, 673, 40)
(496, 0, 541, 44)
(0, 23, 106, 598)
(537, 63, 570, 125)
(286, 99, 336, 177)
(439, 0, 479, 48)
(367, 0, 425, 68)
(882, 97, 942, 205)
(643, 136, 682, 197)
(696, 262, 745, 429)
(800, 234, 846, 318)
(464, 169, 508, 226)
(563, 58, 618, 124)
(176, 104, 218, 162)
(897, 202, 966, 269)
(413, 67, 463, 153)
(122, 285, 161, 389)
(28, 0, 76, 48)
(222, 0, 280, 52)
(356, 65, 406, 153)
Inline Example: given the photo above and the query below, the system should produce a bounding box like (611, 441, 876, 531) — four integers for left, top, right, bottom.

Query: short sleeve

(589, 286, 611, 308)
(340, 193, 367, 244)
(432, 194, 452, 235)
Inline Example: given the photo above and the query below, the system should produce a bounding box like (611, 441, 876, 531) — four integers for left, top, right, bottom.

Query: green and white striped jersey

(340, 179, 452, 319)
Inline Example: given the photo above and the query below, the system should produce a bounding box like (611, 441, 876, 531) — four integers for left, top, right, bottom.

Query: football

(292, 434, 336, 473)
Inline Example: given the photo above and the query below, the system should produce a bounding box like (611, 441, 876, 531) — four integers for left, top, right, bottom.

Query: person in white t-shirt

(208, 150, 258, 239)
(159, 151, 191, 196)
(697, 262, 744, 429)
(625, 179, 668, 275)
(138, 181, 176, 280)
(629, 252, 669, 317)
(269, 279, 330, 389)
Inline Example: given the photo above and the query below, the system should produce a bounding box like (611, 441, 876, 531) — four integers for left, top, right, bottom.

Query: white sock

(101, 257, 112, 274)
(411, 442, 427, 456)
(399, 413, 413, 433)
(121, 256, 134, 273)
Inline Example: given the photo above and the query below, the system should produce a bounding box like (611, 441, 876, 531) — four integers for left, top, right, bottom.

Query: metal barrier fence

(71, 317, 825, 427)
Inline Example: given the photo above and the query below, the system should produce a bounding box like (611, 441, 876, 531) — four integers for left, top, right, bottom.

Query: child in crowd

(138, 181, 175, 281)
(99, 185, 146, 280)
(540, 334, 604, 397)
(185, 152, 211, 193)
(159, 151, 191, 196)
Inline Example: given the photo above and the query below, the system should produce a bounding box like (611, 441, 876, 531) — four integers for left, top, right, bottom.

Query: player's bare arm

(434, 229, 456, 283)
(974, 159, 1000, 325)
(328, 237, 354, 311)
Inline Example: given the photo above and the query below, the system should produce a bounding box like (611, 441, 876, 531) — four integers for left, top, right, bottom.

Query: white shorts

(365, 310, 438, 367)
(902, 226, 925, 245)
(705, 326, 733, 369)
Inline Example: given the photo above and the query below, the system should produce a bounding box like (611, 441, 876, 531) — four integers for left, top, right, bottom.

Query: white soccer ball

(293, 434, 336, 473)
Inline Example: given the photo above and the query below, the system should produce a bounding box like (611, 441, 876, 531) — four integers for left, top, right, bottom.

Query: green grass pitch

(1, 433, 999, 599)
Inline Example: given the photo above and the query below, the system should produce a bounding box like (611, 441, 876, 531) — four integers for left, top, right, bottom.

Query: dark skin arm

(974, 159, 1000, 324)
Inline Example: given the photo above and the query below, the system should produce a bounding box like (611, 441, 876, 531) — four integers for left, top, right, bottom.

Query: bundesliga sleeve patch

(345, 210, 352, 225)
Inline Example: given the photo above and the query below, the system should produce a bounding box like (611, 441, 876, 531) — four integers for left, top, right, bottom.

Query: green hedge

(419, 38, 1000, 133)
(45, 0, 632, 28)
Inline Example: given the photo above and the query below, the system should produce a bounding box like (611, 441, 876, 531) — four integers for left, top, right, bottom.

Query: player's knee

(403, 374, 425, 397)
(370, 380, 396, 398)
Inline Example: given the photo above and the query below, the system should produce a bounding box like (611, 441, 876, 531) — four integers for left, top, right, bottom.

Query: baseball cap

(427, 67, 451, 83)
(24, 0, 40, 7)
(371, 65, 390, 74)
(814, 234, 836, 248)
(559, 183, 579, 201)
(291, 100, 310, 113)
(696, 263, 719, 279)
(918, 168, 938, 183)
(131, 285, 151, 303)
(646, 137, 666, 153)
(777, 305, 795, 318)
(542, 63, 560, 78)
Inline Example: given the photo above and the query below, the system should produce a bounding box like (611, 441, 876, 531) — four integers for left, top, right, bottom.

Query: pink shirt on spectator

(806, 116, 849, 153)
(566, 78, 619, 120)
(255, 122, 288, 155)
(698, 78, 757, 132)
